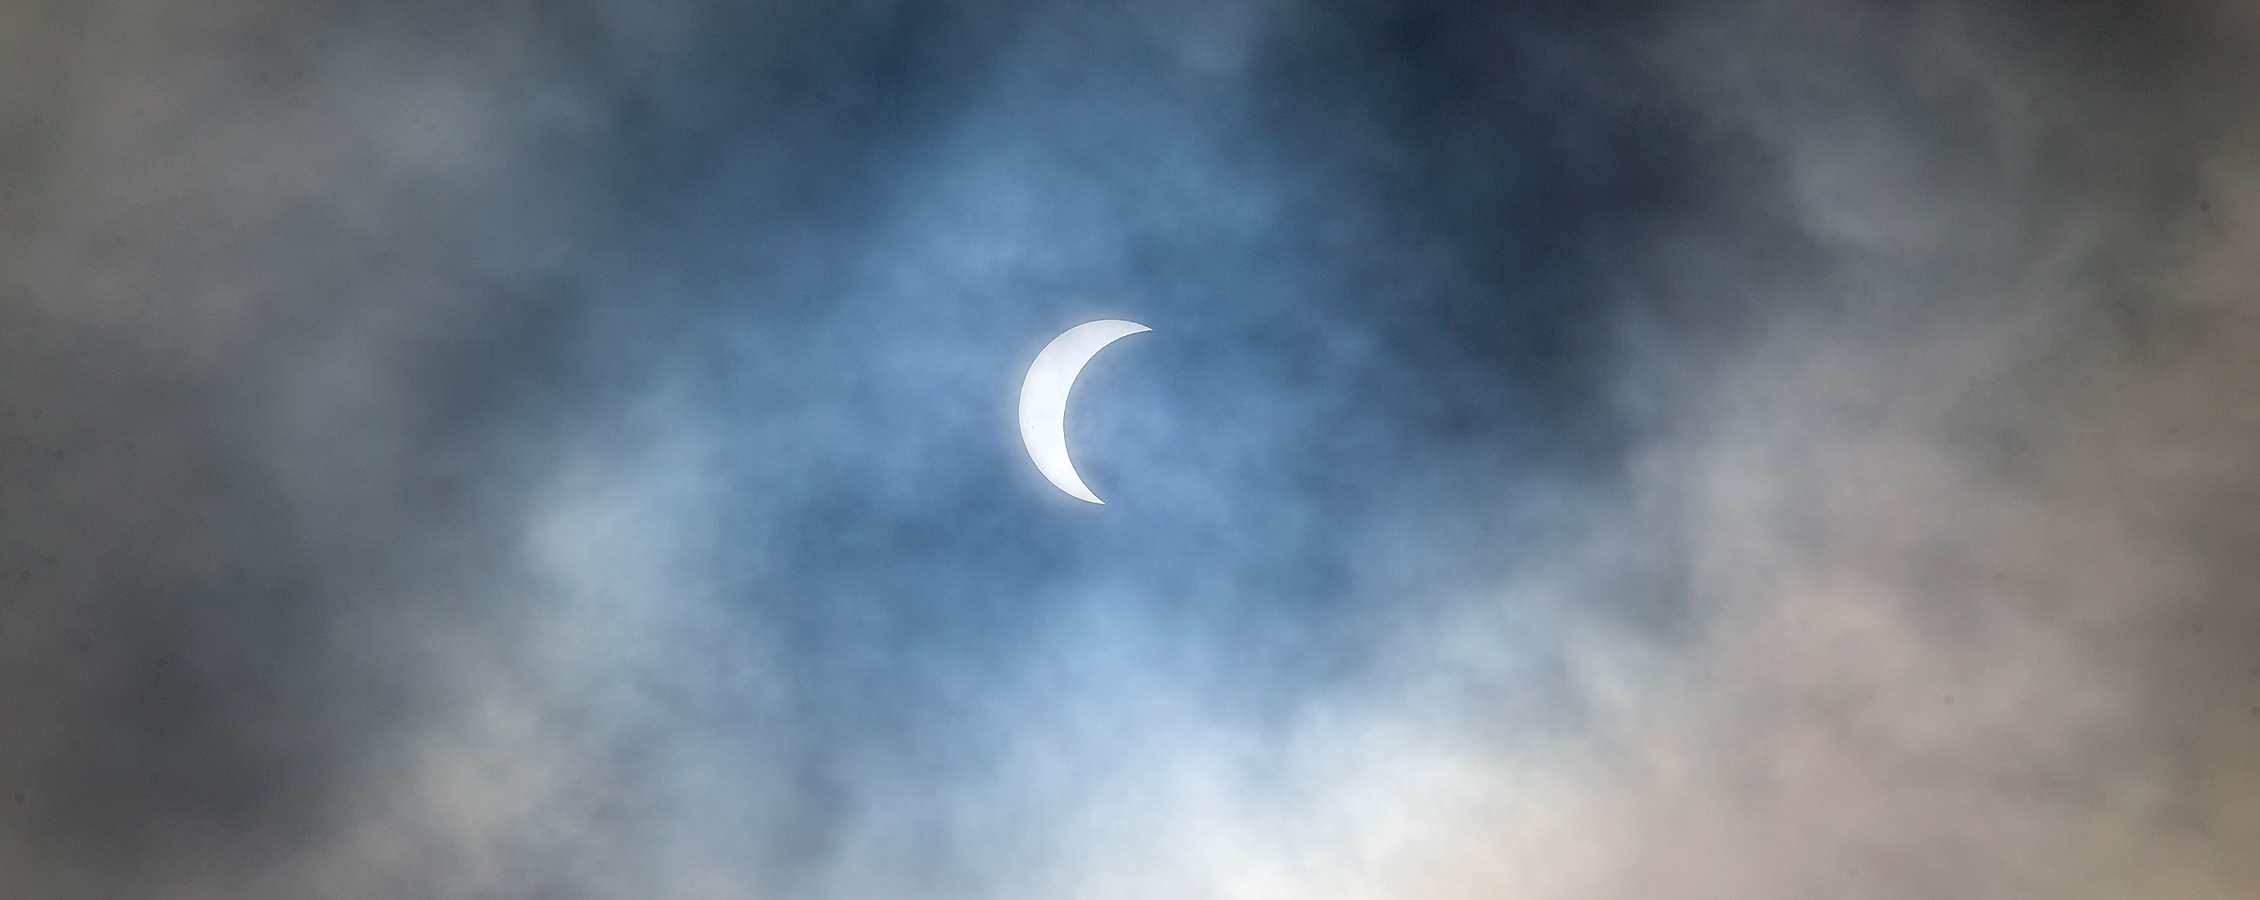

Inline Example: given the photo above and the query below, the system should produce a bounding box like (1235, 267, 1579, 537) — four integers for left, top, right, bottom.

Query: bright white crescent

(1020, 319, 1150, 504)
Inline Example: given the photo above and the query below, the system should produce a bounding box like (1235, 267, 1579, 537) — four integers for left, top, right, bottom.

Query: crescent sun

(1019, 319, 1150, 504)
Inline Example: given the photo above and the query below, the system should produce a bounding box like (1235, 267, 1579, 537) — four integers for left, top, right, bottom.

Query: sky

(2, 0, 2257, 897)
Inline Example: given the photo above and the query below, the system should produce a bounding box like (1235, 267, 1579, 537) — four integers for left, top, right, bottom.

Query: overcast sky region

(3, 1, 2257, 897)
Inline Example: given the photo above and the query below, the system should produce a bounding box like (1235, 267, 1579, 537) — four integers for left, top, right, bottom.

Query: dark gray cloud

(2, 0, 2255, 897)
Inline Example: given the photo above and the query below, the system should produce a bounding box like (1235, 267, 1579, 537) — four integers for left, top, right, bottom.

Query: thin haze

(1, 1, 2256, 898)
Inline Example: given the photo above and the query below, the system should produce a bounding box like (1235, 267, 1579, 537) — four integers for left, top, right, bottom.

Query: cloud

(2, 1, 2254, 898)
